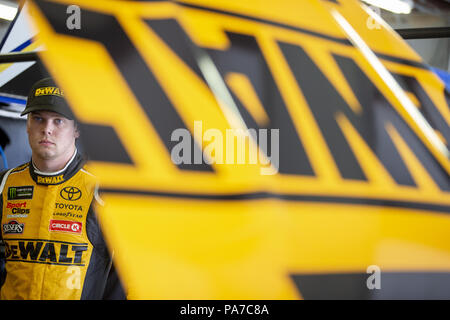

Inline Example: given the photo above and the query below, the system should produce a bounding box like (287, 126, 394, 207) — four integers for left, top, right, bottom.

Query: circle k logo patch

(49, 220, 82, 234)
(60, 186, 82, 201)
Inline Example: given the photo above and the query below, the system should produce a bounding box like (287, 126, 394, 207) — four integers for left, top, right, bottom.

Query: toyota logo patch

(60, 186, 82, 201)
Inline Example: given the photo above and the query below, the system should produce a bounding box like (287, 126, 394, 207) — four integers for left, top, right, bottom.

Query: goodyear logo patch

(7, 186, 33, 200)
(4, 239, 88, 266)
(37, 174, 64, 185)
(34, 86, 64, 97)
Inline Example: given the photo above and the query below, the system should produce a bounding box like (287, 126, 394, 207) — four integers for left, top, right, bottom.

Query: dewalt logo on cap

(35, 86, 64, 97)
(22, 78, 75, 120)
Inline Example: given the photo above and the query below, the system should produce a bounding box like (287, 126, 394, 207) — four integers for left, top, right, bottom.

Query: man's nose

(42, 121, 54, 134)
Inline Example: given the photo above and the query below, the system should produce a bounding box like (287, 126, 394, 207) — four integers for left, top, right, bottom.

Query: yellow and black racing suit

(0, 151, 124, 299)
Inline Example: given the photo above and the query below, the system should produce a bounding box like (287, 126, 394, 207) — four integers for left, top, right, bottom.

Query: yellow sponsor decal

(34, 86, 64, 97)
(37, 174, 64, 184)
(5, 239, 88, 266)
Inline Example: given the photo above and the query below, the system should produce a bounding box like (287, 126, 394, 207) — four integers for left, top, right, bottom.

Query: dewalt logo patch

(4, 239, 88, 266)
(37, 174, 64, 185)
(34, 86, 64, 97)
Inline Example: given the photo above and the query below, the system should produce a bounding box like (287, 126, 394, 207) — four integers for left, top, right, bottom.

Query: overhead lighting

(361, 0, 413, 14)
(0, 2, 17, 21)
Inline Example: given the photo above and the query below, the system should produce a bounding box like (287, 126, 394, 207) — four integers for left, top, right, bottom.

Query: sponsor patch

(53, 212, 83, 219)
(54, 203, 83, 211)
(6, 202, 30, 218)
(34, 86, 64, 97)
(7, 186, 34, 200)
(6, 202, 27, 209)
(37, 175, 64, 185)
(49, 220, 82, 234)
(6, 214, 29, 219)
(60, 186, 82, 201)
(4, 239, 88, 265)
(3, 220, 25, 234)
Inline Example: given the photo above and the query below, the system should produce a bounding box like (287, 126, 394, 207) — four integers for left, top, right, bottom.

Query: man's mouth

(39, 140, 55, 146)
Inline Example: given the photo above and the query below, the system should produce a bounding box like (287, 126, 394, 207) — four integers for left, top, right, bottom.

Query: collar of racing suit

(28, 149, 86, 185)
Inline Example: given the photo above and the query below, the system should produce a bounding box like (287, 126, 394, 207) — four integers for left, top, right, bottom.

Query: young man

(0, 78, 125, 299)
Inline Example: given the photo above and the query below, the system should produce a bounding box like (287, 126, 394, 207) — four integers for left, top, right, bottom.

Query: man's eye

(54, 119, 63, 125)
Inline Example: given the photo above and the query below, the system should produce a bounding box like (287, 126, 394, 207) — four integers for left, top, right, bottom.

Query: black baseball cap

(21, 77, 75, 120)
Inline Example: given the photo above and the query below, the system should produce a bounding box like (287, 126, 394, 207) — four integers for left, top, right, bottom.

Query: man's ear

(74, 122, 80, 139)
(26, 115, 31, 134)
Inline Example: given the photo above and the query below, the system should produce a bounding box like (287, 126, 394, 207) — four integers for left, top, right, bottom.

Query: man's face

(26, 110, 79, 163)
